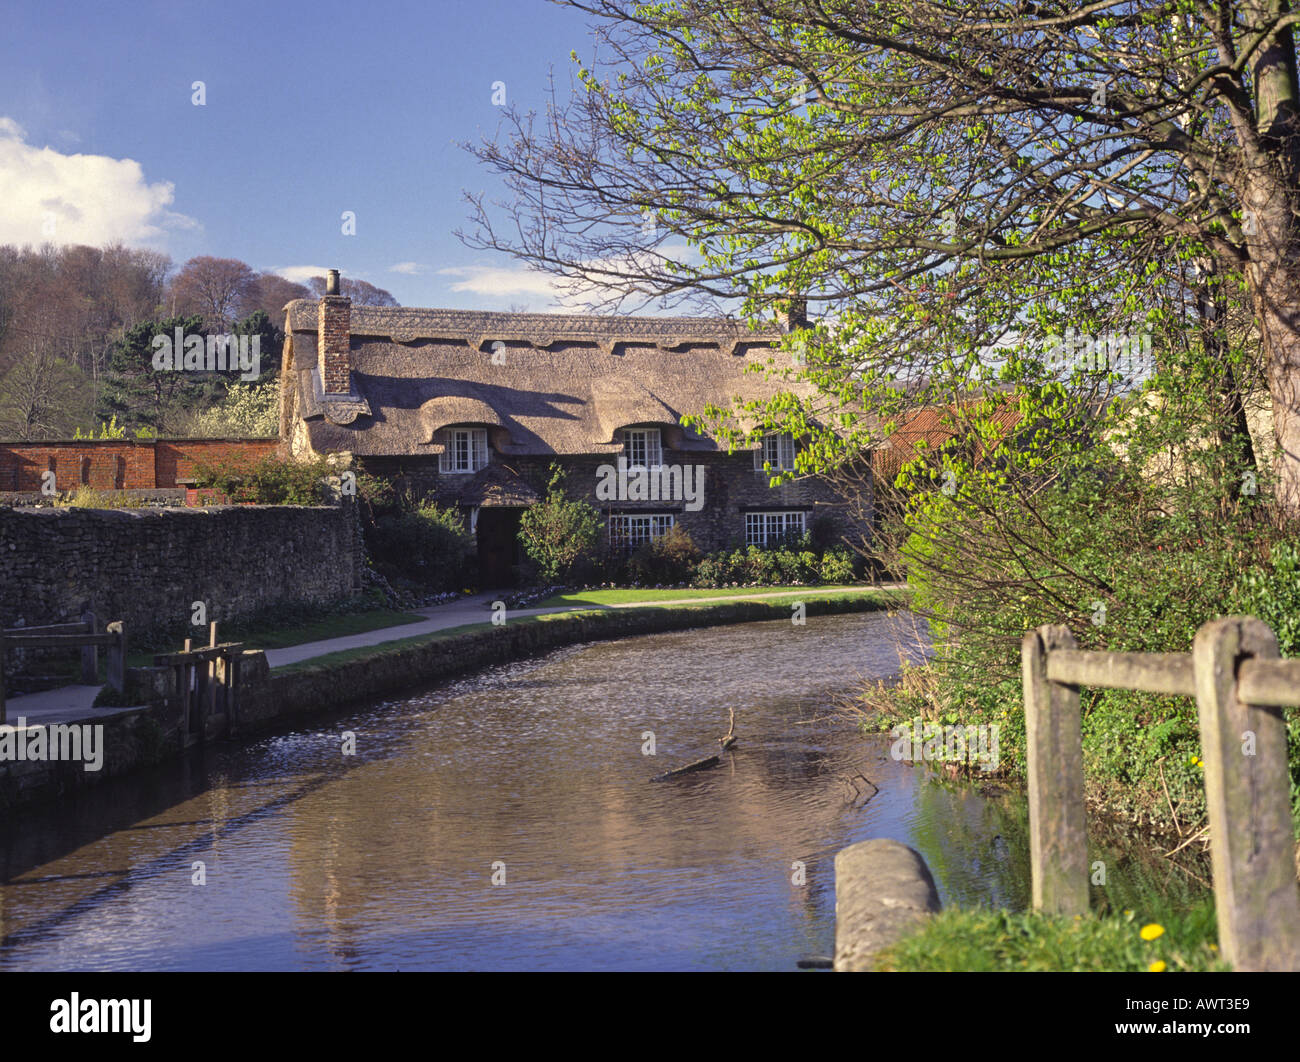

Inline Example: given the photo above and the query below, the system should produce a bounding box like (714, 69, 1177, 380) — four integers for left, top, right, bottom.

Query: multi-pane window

(609, 513, 675, 551)
(439, 427, 490, 473)
(754, 433, 797, 472)
(745, 510, 806, 546)
(623, 428, 663, 469)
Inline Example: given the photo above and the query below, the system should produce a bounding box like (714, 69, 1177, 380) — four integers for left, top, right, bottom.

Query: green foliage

(191, 453, 334, 505)
(1232, 542, 1300, 656)
(368, 502, 475, 591)
(819, 545, 857, 583)
(518, 465, 602, 582)
(876, 905, 1226, 972)
(685, 536, 851, 588)
(97, 314, 214, 433)
(73, 415, 128, 439)
(54, 487, 146, 509)
(627, 524, 702, 585)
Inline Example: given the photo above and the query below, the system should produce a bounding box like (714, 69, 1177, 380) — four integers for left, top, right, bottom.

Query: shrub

(819, 546, 856, 583)
(368, 503, 475, 591)
(192, 453, 334, 505)
(628, 525, 701, 584)
(54, 487, 146, 509)
(518, 465, 601, 583)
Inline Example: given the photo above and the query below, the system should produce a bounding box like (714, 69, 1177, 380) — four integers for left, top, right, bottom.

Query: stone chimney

(780, 295, 808, 333)
(318, 268, 352, 395)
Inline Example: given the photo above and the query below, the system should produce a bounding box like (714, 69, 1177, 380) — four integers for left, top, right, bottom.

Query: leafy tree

(97, 314, 214, 432)
(463, 0, 1300, 515)
(233, 309, 285, 376)
(518, 465, 602, 582)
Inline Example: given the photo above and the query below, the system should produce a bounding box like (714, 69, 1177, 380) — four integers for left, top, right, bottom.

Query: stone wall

(0, 504, 361, 646)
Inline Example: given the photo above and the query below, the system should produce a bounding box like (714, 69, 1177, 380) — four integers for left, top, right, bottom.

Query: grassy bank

(272, 589, 897, 676)
(534, 584, 875, 607)
(875, 906, 1226, 972)
(126, 602, 426, 667)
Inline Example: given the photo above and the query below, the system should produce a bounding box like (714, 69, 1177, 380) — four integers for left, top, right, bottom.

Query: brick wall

(0, 439, 279, 492)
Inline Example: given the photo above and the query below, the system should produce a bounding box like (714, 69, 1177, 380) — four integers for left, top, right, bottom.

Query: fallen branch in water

(650, 709, 738, 782)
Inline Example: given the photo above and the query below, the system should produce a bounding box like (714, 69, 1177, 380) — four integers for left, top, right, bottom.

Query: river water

(1, 611, 1039, 971)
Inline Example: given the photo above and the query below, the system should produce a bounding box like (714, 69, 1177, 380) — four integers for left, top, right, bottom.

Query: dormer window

(439, 427, 490, 474)
(755, 433, 798, 472)
(622, 428, 663, 470)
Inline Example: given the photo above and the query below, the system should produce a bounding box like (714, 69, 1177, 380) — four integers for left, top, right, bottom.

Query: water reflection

(0, 612, 1047, 970)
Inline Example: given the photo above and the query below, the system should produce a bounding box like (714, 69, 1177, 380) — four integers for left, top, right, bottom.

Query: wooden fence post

(80, 610, 98, 685)
(106, 621, 126, 694)
(1192, 617, 1300, 971)
(1022, 623, 1089, 916)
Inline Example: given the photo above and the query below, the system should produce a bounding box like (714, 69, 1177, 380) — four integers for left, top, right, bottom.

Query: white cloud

(438, 264, 571, 301)
(389, 261, 431, 275)
(272, 265, 332, 284)
(0, 117, 198, 246)
(439, 257, 683, 313)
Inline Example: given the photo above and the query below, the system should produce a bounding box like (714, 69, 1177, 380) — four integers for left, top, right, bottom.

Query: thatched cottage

(279, 272, 863, 584)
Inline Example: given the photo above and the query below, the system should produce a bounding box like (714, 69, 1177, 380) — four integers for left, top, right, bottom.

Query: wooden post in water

(106, 621, 126, 694)
(1192, 617, 1300, 971)
(1022, 624, 1089, 916)
(80, 610, 98, 684)
(207, 622, 219, 727)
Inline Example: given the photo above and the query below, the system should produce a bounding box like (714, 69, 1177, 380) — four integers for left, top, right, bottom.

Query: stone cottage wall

(0, 504, 360, 647)
(357, 449, 866, 554)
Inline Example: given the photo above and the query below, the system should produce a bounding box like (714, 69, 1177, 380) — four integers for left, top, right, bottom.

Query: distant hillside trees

(0, 244, 393, 439)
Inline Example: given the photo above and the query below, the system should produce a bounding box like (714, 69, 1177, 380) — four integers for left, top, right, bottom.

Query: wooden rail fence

(0, 612, 126, 722)
(1022, 615, 1300, 971)
(154, 622, 244, 744)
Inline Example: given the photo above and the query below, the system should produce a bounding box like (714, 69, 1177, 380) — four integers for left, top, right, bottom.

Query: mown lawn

(534, 584, 885, 608)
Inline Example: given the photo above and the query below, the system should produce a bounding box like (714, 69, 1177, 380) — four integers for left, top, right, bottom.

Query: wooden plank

(1239, 657, 1300, 707)
(1047, 649, 1195, 697)
(1192, 617, 1300, 971)
(1, 622, 90, 637)
(1022, 624, 1089, 916)
(152, 643, 244, 665)
(3, 633, 120, 649)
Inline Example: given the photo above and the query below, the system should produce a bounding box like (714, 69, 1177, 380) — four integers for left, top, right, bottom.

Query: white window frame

(439, 427, 490, 474)
(623, 428, 663, 470)
(754, 433, 797, 472)
(745, 510, 806, 546)
(608, 512, 675, 551)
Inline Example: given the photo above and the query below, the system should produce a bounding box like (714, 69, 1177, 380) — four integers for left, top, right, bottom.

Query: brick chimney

(780, 295, 808, 333)
(318, 268, 352, 395)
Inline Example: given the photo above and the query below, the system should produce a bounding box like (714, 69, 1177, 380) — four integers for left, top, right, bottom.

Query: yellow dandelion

(1148, 960, 1167, 972)
(1140, 923, 1165, 941)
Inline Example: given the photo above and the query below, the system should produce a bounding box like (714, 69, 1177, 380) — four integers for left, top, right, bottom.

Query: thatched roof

(284, 301, 815, 457)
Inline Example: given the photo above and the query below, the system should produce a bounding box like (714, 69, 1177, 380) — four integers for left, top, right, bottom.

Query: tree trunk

(1254, 250, 1300, 518)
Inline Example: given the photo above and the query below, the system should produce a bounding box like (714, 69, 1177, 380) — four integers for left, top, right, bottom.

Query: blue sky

(0, 0, 606, 309)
